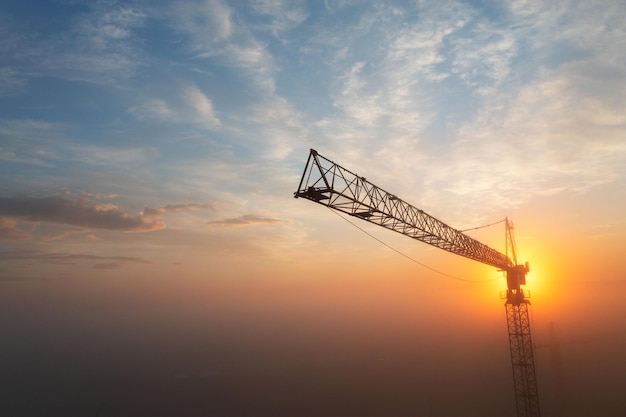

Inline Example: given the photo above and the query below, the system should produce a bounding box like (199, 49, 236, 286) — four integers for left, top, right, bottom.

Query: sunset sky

(1, 1, 625, 416)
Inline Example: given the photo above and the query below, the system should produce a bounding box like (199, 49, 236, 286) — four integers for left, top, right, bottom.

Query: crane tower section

(294, 149, 540, 417)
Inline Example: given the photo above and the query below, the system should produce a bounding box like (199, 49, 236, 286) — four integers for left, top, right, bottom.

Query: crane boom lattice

(294, 149, 540, 417)
(295, 149, 512, 269)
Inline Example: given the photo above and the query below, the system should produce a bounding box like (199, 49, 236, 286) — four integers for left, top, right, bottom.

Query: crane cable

(459, 218, 506, 232)
(328, 208, 501, 284)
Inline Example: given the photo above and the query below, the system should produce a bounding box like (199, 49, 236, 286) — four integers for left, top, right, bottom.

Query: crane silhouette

(294, 149, 540, 417)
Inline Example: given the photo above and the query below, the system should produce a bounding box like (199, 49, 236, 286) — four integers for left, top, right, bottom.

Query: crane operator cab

(506, 262, 530, 305)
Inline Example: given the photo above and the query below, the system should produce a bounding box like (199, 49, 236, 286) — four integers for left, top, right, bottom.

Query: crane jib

(294, 148, 513, 271)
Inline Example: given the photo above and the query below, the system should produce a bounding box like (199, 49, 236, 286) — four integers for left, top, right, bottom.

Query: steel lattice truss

(295, 149, 513, 270)
(506, 302, 541, 417)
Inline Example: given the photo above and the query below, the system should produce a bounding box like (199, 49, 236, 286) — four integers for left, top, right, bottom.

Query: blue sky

(1, 1, 626, 416)
(2, 1, 624, 238)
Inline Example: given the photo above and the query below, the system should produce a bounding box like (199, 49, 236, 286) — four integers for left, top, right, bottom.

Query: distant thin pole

(428, 394, 432, 417)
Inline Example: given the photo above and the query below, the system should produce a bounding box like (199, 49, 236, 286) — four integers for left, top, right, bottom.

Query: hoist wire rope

(459, 218, 506, 232)
(328, 207, 501, 284)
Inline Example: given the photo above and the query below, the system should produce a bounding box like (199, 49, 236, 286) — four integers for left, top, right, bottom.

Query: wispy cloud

(0, 248, 151, 267)
(1, 3, 146, 85)
(183, 85, 221, 128)
(428, 2, 626, 218)
(48, 4, 146, 82)
(174, 0, 234, 45)
(207, 214, 286, 229)
(249, 95, 308, 160)
(249, 0, 309, 38)
(0, 217, 30, 240)
(163, 203, 217, 212)
(303, 4, 465, 172)
(0, 66, 26, 95)
(296, 1, 626, 224)
(129, 85, 221, 129)
(92, 262, 125, 270)
(0, 119, 67, 166)
(128, 98, 176, 122)
(0, 118, 154, 173)
(172, 0, 277, 92)
(450, 23, 516, 95)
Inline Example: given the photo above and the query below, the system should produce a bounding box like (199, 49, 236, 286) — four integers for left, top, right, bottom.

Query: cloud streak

(0, 194, 165, 232)
(1, 3, 147, 87)
(129, 85, 222, 130)
(172, 0, 278, 92)
(0, 248, 151, 267)
(0, 217, 30, 240)
(183, 85, 222, 127)
(163, 203, 217, 212)
(0, 194, 217, 236)
(207, 214, 286, 229)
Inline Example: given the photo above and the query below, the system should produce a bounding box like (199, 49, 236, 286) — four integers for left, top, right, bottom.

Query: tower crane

(294, 149, 540, 417)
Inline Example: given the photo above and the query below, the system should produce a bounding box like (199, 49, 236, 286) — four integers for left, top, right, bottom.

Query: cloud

(1, 3, 147, 85)
(249, 95, 308, 160)
(128, 98, 175, 121)
(92, 262, 124, 270)
(0, 192, 218, 240)
(183, 85, 221, 127)
(301, 4, 467, 173)
(49, 5, 146, 82)
(136, 203, 217, 220)
(0, 249, 151, 266)
(451, 3, 626, 183)
(172, 0, 277, 92)
(249, 0, 309, 37)
(207, 214, 286, 229)
(0, 118, 153, 172)
(299, 1, 626, 224)
(129, 86, 222, 129)
(0, 119, 67, 166)
(0, 66, 27, 95)
(163, 203, 217, 212)
(431, 67, 626, 221)
(450, 23, 517, 94)
(0, 217, 30, 240)
(0, 194, 165, 232)
(174, 0, 234, 45)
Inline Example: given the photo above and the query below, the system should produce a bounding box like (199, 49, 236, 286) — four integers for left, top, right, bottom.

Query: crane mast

(294, 149, 540, 417)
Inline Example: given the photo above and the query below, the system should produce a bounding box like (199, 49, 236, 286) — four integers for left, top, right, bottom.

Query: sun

(513, 243, 556, 305)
